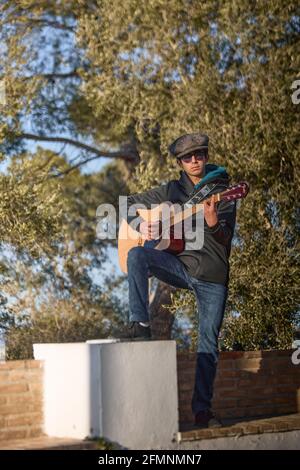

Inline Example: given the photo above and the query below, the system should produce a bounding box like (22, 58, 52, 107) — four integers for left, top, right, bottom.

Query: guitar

(118, 182, 249, 273)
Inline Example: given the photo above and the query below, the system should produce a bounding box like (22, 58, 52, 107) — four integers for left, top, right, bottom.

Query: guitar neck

(170, 191, 224, 226)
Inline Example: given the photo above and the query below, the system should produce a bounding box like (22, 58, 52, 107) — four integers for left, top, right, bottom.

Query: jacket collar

(178, 164, 228, 196)
(178, 170, 195, 195)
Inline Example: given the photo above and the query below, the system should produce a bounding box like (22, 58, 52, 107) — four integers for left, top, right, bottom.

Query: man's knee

(127, 246, 147, 267)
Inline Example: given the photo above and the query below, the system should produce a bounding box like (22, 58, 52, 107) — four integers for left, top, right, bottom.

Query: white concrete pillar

(33, 340, 179, 449)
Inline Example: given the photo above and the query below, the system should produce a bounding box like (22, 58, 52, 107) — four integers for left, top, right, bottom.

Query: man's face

(177, 149, 208, 176)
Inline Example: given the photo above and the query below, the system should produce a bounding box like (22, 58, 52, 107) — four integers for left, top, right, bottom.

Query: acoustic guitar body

(118, 203, 184, 274)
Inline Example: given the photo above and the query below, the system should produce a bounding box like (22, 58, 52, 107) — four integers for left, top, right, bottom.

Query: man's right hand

(139, 220, 161, 240)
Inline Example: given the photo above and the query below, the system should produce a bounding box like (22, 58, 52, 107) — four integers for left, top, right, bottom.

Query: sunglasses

(179, 149, 207, 163)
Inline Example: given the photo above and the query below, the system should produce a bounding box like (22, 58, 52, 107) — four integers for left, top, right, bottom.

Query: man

(120, 133, 236, 428)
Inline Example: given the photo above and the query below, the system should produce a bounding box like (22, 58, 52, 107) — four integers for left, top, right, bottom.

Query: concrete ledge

(0, 437, 99, 450)
(34, 340, 179, 449)
(2, 414, 300, 450)
(179, 413, 300, 442)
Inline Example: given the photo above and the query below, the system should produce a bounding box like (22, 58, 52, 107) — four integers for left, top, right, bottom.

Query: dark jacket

(126, 164, 236, 286)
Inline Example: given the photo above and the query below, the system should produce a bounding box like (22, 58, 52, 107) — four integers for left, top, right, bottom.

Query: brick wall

(177, 350, 300, 427)
(0, 360, 43, 441)
(2, 351, 299, 441)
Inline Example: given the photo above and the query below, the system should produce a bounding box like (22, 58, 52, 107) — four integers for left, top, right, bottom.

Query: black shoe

(194, 409, 222, 429)
(114, 321, 152, 341)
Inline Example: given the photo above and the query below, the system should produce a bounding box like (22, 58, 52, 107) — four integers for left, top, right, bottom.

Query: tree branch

(23, 71, 80, 81)
(18, 18, 75, 32)
(49, 154, 119, 178)
(17, 133, 139, 173)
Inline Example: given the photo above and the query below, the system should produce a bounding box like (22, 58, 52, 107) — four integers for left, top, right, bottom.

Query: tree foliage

(0, 149, 129, 358)
(0, 0, 299, 352)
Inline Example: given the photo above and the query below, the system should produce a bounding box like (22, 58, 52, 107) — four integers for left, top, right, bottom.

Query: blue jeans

(127, 243, 228, 414)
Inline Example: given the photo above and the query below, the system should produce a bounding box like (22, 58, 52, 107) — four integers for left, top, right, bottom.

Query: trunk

(149, 279, 177, 340)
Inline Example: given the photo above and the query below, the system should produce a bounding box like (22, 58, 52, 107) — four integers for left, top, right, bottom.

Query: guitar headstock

(222, 181, 250, 201)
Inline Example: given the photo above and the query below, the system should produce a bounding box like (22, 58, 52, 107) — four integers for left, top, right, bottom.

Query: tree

(0, 0, 139, 167)
(78, 0, 300, 349)
(0, 149, 129, 359)
(0, 0, 299, 351)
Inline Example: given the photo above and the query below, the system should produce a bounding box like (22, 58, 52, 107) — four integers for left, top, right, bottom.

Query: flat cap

(168, 133, 209, 159)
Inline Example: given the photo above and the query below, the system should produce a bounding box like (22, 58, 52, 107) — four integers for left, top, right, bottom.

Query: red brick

(7, 393, 41, 405)
(0, 429, 28, 441)
(219, 351, 245, 359)
(221, 351, 264, 359)
(261, 358, 295, 371)
(276, 375, 297, 384)
(241, 351, 264, 359)
(218, 408, 242, 418)
(178, 382, 193, 392)
(235, 379, 253, 387)
(26, 426, 44, 438)
(28, 382, 42, 392)
(177, 362, 195, 371)
(274, 421, 291, 431)
(218, 360, 235, 370)
(212, 398, 237, 408)
(276, 403, 298, 415)
(8, 371, 42, 383)
(214, 379, 237, 388)
(177, 352, 194, 359)
(177, 360, 196, 367)
(177, 373, 194, 383)
(0, 383, 28, 394)
(246, 406, 277, 416)
(6, 372, 28, 382)
(234, 398, 262, 407)
(274, 385, 298, 395)
(0, 403, 41, 415)
(277, 350, 295, 357)
(258, 422, 277, 432)
(0, 360, 42, 371)
(0, 371, 10, 379)
(240, 423, 261, 434)
(181, 428, 214, 440)
(272, 395, 295, 404)
(0, 361, 27, 371)
(179, 414, 193, 423)
(254, 386, 277, 395)
(218, 388, 248, 398)
(6, 413, 43, 427)
(216, 369, 238, 378)
(264, 375, 284, 385)
(234, 358, 262, 370)
(25, 361, 43, 369)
